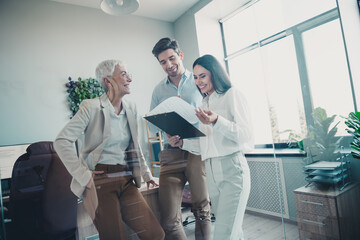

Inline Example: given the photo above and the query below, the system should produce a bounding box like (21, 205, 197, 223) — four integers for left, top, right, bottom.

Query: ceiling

(51, 0, 201, 22)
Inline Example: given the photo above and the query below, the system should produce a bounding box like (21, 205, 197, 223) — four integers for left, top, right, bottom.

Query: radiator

(246, 157, 290, 219)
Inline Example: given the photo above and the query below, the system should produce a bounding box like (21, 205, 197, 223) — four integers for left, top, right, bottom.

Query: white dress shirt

(182, 87, 254, 160)
(98, 101, 131, 165)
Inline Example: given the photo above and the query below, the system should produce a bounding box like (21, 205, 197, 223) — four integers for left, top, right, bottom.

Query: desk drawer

(295, 193, 337, 217)
(297, 212, 339, 239)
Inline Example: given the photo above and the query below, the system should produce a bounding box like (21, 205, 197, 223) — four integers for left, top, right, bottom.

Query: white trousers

(205, 151, 251, 240)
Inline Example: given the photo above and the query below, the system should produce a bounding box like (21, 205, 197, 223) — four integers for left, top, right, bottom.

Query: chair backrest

(9, 141, 77, 240)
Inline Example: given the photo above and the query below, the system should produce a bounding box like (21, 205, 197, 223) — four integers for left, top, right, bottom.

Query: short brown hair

(152, 37, 181, 59)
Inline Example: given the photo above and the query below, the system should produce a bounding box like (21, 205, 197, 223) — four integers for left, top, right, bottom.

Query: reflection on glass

(221, 0, 356, 239)
(228, 36, 306, 145)
(260, 35, 306, 144)
(303, 19, 353, 136)
(228, 48, 273, 145)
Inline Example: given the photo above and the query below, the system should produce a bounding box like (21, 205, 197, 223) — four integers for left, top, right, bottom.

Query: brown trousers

(92, 164, 165, 240)
(158, 147, 211, 240)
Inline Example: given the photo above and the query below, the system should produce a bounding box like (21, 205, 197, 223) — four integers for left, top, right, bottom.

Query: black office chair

(8, 141, 77, 240)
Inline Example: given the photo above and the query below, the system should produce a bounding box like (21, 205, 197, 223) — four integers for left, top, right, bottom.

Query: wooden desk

(76, 181, 160, 240)
(294, 183, 360, 240)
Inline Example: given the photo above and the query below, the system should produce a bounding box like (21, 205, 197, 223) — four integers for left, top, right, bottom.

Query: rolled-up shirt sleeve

(182, 138, 201, 155)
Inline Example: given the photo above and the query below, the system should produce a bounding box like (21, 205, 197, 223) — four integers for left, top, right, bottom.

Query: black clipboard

(144, 111, 205, 139)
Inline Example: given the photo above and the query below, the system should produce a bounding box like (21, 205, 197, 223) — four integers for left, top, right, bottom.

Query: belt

(95, 163, 129, 174)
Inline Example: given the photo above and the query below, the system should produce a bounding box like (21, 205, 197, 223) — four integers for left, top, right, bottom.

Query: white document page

(0, 144, 29, 179)
(147, 96, 198, 125)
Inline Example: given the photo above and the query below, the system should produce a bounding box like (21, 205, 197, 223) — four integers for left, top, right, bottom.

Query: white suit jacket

(54, 94, 152, 198)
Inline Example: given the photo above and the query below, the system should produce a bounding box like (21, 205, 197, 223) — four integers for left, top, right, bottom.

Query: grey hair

(95, 59, 125, 92)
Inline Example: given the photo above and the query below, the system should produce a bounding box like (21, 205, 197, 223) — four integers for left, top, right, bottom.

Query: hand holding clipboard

(144, 97, 205, 139)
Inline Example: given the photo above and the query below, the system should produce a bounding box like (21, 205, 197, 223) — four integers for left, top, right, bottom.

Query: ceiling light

(100, 0, 140, 16)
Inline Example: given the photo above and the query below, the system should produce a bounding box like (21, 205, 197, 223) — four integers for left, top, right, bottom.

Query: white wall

(174, 13, 199, 70)
(0, 0, 174, 146)
(193, 0, 252, 63)
(195, 14, 224, 61)
(173, 0, 213, 69)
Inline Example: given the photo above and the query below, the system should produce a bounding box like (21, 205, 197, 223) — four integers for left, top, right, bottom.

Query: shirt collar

(205, 90, 222, 104)
(165, 69, 191, 84)
(107, 97, 126, 116)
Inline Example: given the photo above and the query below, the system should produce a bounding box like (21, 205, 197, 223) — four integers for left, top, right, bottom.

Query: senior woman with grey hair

(54, 59, 164, 240)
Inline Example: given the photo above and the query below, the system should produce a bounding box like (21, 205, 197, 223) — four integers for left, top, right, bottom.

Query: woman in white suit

(54, 60, 164, 240)
(167, 55, 254, 240)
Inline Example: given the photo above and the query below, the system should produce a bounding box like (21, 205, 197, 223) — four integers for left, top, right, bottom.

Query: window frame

(220, 5, 356, 147)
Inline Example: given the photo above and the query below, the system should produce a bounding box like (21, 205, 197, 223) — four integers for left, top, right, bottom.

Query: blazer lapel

(100, 94, 111, 141)
(89, 94, 111, 168)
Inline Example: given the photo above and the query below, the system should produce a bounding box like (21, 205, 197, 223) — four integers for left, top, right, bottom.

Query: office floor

(182, 207, 299, 240)
(76, 206, 300, 240)
(4, 206, 299, 240)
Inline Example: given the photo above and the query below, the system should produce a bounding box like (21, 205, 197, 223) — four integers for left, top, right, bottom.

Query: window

(228, 48, 274, 144)
(222, 0, 354, 146)
(302, 19, 354, 136)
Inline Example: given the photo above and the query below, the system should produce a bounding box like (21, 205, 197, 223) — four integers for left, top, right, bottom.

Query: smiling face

(193, 64, 214, 95)
(104, 64, 132, 97)
(157, 48, 185, 79)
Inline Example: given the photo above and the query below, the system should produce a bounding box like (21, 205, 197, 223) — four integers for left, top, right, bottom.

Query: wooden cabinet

(294, 183, 360, 240)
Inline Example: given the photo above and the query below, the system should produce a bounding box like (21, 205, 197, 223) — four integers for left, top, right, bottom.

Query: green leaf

(66, 76, 104, 118)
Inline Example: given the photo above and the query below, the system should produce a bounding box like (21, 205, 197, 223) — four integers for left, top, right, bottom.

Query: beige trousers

(158, 147, 211, 240)
(90, 164, 165, 240)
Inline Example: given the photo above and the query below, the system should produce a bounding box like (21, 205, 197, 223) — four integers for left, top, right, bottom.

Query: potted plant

(303, 107, 342, 165)
(301, 108, 350, 188)
(345, 111, 360, 159)
(66, 77, 104, 118)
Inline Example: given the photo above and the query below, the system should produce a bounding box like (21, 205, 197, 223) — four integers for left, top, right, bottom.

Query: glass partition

(1, 0, 358, 239)
(221, 0, 357, 239)
(302, 19, 353, 136)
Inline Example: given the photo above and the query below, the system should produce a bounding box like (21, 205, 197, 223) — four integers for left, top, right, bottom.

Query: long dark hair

(193, 54, 232, 94)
